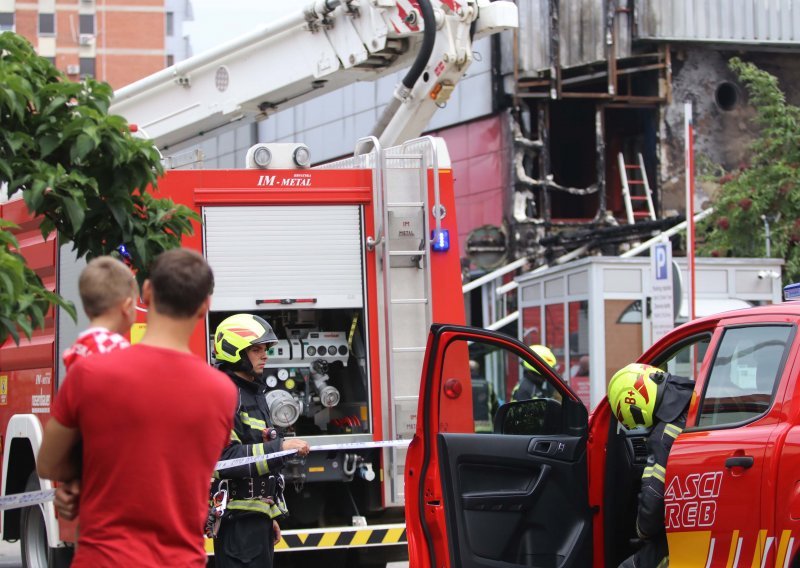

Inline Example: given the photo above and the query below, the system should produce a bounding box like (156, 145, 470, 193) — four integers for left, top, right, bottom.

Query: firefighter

(511, 344, 557, 401)
(211, 313, 310, 568)
(607, 363, 694, 568)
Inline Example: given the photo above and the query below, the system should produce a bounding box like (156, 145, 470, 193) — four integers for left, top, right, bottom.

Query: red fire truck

(405, 296, 800, 567)
(1, 136, 463, 567)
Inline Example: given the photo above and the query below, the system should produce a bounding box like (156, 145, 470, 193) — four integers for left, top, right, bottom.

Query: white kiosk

(513, 256, 784, 410)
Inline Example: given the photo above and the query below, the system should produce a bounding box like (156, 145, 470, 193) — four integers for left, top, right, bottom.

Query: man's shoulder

(194, 364, 237, 399)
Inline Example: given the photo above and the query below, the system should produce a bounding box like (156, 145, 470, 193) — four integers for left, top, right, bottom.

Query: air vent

(630, 437, 648, 464)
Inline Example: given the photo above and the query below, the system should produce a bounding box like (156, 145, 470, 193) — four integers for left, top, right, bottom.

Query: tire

(20, 473, 73, 568)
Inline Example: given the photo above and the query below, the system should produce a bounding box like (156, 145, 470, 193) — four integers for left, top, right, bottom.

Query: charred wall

(661, 48, 800, 214)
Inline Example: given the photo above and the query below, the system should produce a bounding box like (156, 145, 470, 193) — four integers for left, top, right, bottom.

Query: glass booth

(514, 256, 783, 410)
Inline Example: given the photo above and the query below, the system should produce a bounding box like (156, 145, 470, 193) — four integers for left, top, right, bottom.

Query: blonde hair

(78, 256, 138, 319)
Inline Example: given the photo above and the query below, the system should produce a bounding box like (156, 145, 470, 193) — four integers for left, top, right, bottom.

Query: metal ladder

(618, 152, 656, 224)
(379, 138, 437, 506)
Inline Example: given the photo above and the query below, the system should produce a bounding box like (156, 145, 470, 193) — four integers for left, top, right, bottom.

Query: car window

(697, 325, 793, 428)
(443, 337, 567, 435)
(651, 334, 712, 380)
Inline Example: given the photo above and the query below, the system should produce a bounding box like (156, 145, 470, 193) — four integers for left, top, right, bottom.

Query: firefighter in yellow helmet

(607, 363, 694, 568)
(511, 344, 557, 401)
(210, 314, 310, 568)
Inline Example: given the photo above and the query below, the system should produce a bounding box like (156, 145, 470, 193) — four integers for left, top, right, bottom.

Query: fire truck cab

(406, 299, 800, 567)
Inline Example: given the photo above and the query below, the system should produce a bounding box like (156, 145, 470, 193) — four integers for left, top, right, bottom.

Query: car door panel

(438, 432, 591, 568)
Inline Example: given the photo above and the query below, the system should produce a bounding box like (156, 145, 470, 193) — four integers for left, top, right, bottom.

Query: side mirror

(494, 397, 588, 436)
(494, 398, 563, 435)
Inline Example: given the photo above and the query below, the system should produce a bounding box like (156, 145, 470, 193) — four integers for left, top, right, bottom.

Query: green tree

(699, 57, 800, 283)
(0, 32, 197, 345)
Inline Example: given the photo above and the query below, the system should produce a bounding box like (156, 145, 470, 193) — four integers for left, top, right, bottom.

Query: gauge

(338, 345, 348, 356)
(285, 378, 296, 390)
(265, 375, 278, 388)
(328, 346, 337, 356)
(307, 346, 317, 356)
(277, 368, 289, 381)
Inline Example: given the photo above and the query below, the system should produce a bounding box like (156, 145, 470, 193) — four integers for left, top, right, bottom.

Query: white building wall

(166, 0, 193, 64)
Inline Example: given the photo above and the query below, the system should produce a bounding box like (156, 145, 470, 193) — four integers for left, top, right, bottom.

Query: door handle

(725, 456, 754, 469)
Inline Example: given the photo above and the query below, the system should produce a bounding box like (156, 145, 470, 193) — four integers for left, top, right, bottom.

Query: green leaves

(0, 32, 195, 344)
(700, 59, 800, 284)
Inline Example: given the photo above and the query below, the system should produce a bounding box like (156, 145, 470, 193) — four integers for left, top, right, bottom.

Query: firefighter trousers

(619, 534, 668, 568)
(214, 512, 275, 568)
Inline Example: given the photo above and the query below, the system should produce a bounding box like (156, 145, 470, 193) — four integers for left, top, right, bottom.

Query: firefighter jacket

(215, 369, 287, 519)
(511, 371, 553, 402)
(636, 373, 694, 539)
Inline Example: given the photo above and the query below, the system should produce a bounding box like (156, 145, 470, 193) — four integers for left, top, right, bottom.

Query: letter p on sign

(655, 243, 668, 281)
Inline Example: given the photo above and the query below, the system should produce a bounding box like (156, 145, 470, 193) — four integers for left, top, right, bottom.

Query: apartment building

(0, 0, 167, 89)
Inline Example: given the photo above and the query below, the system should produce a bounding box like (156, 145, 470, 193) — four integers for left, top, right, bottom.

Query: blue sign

(654, 243, 669, 281)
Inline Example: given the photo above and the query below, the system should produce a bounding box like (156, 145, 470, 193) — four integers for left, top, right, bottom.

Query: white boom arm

(110, 0, 517, 151)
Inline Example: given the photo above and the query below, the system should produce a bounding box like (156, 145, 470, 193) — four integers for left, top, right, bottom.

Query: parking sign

(651, 241, 674, 343)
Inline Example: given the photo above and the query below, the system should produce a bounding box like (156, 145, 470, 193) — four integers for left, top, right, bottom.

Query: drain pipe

(371, 0, 436, 140)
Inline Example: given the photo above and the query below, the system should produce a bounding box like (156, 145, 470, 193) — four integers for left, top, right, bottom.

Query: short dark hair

(149, 248, 214, 318)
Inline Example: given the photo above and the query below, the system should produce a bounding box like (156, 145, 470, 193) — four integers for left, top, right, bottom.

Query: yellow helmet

(214, 314, 278, 365)
(607, 363, 663, 429)
(523, 344, 557, 374)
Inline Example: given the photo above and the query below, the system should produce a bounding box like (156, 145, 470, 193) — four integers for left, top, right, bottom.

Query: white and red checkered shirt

(62, 327, 130, 372)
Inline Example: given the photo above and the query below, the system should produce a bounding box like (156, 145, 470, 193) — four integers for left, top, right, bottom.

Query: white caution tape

(0, 440, 413, 511)
(215, 449, 298, 471)
(0, 489, 56, 511)
(215, 439, 411, 472)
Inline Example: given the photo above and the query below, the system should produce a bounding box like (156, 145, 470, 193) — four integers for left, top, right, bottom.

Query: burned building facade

(497, 0, 800, 266)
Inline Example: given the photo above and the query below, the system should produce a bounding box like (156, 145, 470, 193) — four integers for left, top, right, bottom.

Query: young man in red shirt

(38, 248, 237, 568)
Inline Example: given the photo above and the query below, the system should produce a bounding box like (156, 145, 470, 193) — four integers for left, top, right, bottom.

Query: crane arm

(109, 0, 517, 151)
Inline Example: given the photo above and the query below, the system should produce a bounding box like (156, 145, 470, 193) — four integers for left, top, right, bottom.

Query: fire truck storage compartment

(203, 205, 372, 440)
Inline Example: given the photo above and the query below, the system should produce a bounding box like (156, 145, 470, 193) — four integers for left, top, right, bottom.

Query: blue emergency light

(784, 282, 800, 301)
(431, 229, 450, 252)
(116, 244, 131, 260)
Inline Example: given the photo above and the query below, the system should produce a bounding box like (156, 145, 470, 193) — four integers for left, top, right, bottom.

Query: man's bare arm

(37, 419, 80, 481)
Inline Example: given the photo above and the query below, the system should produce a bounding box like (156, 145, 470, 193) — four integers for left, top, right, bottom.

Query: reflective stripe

(253, 444, 270, 476)
(230, 430, 241, 442)
(664, 423, 683, 439)
(240, 411, 267, 431)
(228, 499, 283, 518)
(642, 465, 665, 483)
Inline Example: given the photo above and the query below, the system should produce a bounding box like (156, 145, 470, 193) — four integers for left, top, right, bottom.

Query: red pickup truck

(405, 300, 800, 567)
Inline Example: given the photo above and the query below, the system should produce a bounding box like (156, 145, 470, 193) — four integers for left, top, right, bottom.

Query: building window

(79, 57, 95, 79)
(166, 54, 174, 67)
(38, 13, 55, 35)
(166, 11, 174, 36)
(45, 56, 56, 65)
(0, 12, 14, 31)
(79, 14, 95, 35)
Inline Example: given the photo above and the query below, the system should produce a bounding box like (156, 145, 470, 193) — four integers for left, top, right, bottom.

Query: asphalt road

(0, 541, 19, 568)
(0, 540, 409, 567)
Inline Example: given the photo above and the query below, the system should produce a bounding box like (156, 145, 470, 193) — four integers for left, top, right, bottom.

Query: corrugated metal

(636, 0, 800, 44)
(203, 205, 365, 311)
(0, 198, 57, 371)
(518, 0, 633, 75)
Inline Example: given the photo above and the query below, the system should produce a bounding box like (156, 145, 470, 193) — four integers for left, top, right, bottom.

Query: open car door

(405, 325, 593, 568)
